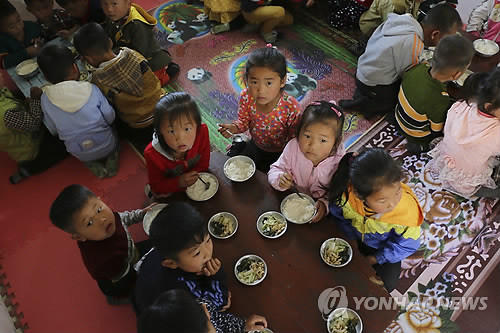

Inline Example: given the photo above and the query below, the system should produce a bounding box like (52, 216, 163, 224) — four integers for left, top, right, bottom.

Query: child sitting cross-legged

(24, 0, 77, 40)
(49, 185, 155, 305)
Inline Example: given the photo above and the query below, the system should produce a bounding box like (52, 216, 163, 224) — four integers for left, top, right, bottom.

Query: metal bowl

(320, 238, 353, 268)
(256, 211, 287, 239)
(473, 39, 499, 57)
(15, 59, 39, 79)
(208, 212, 238, 239)
(327, 308, 363, 333)
(143, 203, 168, 236)
(280, 193, 316, 224)
(186, 172, 219, 201)
(248, 329, 273, 333)
(223, 155, 256, 182)
(234, 254, 267, 286)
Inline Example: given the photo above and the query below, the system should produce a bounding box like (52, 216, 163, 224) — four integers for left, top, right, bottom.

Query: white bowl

(327, 308, 363, 333)
(234, 254, 267, 286)
(280, 193, 316, 224)
(256, 211, 287, 239)
(186, 172, 219, 201)
(143, 203, 168, 235)
(223, 156, 256, 182)
(208, 212, 238, 239)
(320, 238, 353, 268)
(15, 59, 39, 79)
(248, 329, 273, 333)
(473, 39, 499, 57)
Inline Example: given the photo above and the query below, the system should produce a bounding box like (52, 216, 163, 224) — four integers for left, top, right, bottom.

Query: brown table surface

(163, 152, 397, 333)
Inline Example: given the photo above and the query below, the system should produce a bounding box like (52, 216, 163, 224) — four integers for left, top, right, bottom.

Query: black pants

(116, 119, 154, 154)
(228, 139, 281, 173)
(358, 240, 401, 292)
(343, 78, 401, 116)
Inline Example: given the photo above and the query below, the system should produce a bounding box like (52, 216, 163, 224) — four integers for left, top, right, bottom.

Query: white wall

(457, 0, 484, 24)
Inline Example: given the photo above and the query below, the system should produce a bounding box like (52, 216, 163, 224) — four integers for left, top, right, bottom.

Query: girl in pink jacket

(268, 101, 346, 222)
(427, 70, 500, 198)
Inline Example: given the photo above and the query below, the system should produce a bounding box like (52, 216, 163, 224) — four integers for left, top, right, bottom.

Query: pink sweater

(428, 100, 500, 197)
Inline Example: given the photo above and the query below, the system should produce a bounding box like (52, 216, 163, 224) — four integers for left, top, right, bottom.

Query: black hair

(73, 22, 111, 57)
(245, 47, 287, 80)
(422, 3, 462, 34)
(462, 72, 488, 104)
(37, 44, 75, 83)
(49, 184, 96, 232)
(55, 0, 74, 7)
(149, 202, 208, 261)
(137, 289, 209, 333)
(0, 0, 17, 26)
(431, 35, 474, 71)
(474, 68, 500, 115)
(153, 92, 202, 156)
(296, 100, 345, 155)
(328, 148, 402, 206)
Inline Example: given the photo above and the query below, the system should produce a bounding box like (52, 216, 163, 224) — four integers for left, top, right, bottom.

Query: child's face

(161, 115, 197, 156)
(63, 0, 88, 19)
(27, 0, 54, 22)
(246, 66, 286, 107)
(0, 12, 24, 41)
(100, 0, 131, 22)
(298, 120, 338, 166)
(71, 196, 116, 241)
(165, 234, 214, 274)
(364, 182, 402, 215)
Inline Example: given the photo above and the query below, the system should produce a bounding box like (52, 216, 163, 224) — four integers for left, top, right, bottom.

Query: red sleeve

(145, 143, 182, 194)
(285, 95, 302, 141)
(191, 124, 210, 173)
(233, 89, 251, 133)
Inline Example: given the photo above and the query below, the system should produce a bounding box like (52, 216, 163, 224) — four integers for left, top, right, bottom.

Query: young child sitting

(134, 202, 229, 314)
(100, 0, 179, 86)
(329, 148, 423, 292)
(50, 185, 155, 304)
(74, 22, 162, 149)
(466, 0, 500, 43)
(0, 0, 43, 68)
(339, 4, 462, 118)
(218, 46, 301, 172)
(24, 0, 76, 40)
(268, 101, 346, 222)
(395, 35, 475, 154)
(427, 70, 500, 198)
(329, 0, 374, 30)
(144, 92, 210, 196)
(137, 289, 268, 333)
(37, 44, 119, 179)
(55, 0, 105, 25)
(240, 0, 293, 43)
(0, 73, 68, 184)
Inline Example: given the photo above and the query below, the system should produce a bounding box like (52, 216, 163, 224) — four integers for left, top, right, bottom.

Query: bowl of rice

(234, 254, 267, 286)
(280, 193, 316, 224)
(327, 308, 363, 333)
(256, 211, 287, 239)
(208, 212, 238, 239)
(143, 203, 168, 235)
(473, 39, 499, 57)
(186, 172, 219, 201)
(320, 238, 353, 268)
(223, 156, 256, 182)
(15, 59, 39, 79)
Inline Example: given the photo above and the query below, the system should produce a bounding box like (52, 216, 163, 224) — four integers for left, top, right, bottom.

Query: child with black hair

(395, 35, 475, 154)
(329, 148, 423, 292)
(134, 202, 229, 314)
(268, 100, 345, 222)
(427, 69, 500, 198)
(38, 44, 119, 179)
(49, 184, 155, 305)
(24, 0, 76, 40)
(55, 0, 105, 25)
(137, 289, 268, 333)
(74, 22, 162, 149)
(144, 92, 210, 196)
(218, 46, 301, 172)
(0, 0, 43, 68)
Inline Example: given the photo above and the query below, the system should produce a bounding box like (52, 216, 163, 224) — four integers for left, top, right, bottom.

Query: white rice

(224, 159, 255, 181)
(16, 60, 38, 75)
(186, 176, 217, 200)
(282, 197, 315, 223)
(475, 39, 498, 55)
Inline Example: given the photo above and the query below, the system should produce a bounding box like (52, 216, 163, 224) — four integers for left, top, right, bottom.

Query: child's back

(359, 0, 421, 36)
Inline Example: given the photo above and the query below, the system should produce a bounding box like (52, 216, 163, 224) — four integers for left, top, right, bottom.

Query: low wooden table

(163, 152, 397, 332)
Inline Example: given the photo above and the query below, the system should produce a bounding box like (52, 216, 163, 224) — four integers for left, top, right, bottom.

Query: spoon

(291, 185, 305, 200)
(198, 175, 210, 191)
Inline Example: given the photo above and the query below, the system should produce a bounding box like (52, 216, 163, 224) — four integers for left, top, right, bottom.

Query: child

(100, 0, 179, 86)
(134, 202, 229, 314)
(268, 100, 346, 222)
(73, 22, 161, 149)
(427, 69, 500, 198)
(0, 73, 68, 184)
(339, 4, 462, 118)
(466, 0, 500, 42)
(55, 0, 106, 25)
(204, 0, 243, 35)
(329, 148, 423, 292)
(50, 185, 155, 304)
(0, 0, 43, 68)
(395, 35, 475, 154)
(144, 92, 210, 196)
(24, 0, 76, 40)
(37, 44, 119, 179)
(137, 289, 268, 333)
(329, 0, 374, 30)
(218, 46, 301, 172)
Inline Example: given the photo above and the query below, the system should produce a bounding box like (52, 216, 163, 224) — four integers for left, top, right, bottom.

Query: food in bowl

(209, 213, 236, 238)
(474, 39, 499, 56)
(281, 194, 315, 223)
(224, 156, 255, 181)
(15, 59, 38, 77)
(258, 213, 286, 237)
(322, 238, 351, 267)
(235, 256, 266, 284)
(185, 173, 218, 201)
(328, 308, 362, 333)
(455, 69, 473, 86)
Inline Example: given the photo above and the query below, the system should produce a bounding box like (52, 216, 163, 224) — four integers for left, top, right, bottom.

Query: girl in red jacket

(144, 92, 210, 197)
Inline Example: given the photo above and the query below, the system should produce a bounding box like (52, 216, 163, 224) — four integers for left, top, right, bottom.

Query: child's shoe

(9, 167, 31, 184)
(211, 23, 230, 35)
(262, 32, 276, 44)
(85, 161, 108, 179)
(166, 62, 180, 80)
(104, 149, 120, 177)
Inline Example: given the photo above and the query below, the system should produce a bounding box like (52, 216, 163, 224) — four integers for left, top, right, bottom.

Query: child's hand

(279, 173, 294, 190)
(141, 202, 157, 214)
(200, 258, 221, 276)
(367, 255, 378, 265)
(311, 201, 327, 223)
(305, 0, 314, 7)
(218, 123, 237, 138)
(220, 291, 231, 312)
(30, 87, 43, 100)
(245, 314, 268, 331)
(56, 30, 72, 40)
(26, 38, 44, 57)
(178, 170, 199, 188)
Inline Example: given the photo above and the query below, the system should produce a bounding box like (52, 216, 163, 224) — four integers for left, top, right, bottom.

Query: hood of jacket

(44, 81, 93, 113)
(151, 132, 175, 160)
(379, 13, 422, 38)
(126, 4, 157, 26)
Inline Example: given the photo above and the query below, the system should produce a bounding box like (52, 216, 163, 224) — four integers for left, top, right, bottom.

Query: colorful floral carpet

(349, 119, 500, 333)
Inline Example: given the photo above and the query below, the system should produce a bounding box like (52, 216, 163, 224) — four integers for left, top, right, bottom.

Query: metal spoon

(198, 175, 210, 191)
(291, 186, 305, 200)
